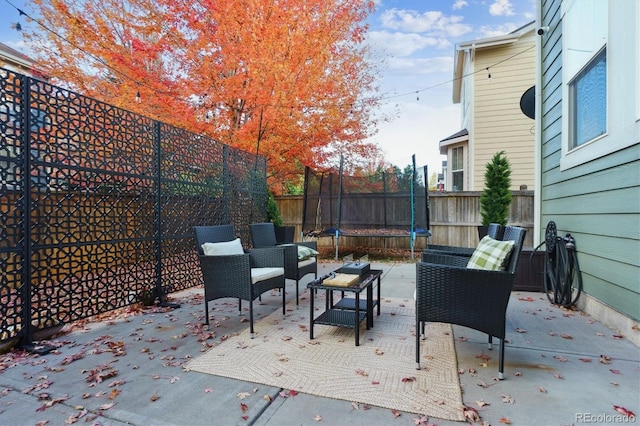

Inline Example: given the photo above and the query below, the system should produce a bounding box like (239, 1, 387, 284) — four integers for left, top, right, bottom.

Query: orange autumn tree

(25, 0, 384, 192)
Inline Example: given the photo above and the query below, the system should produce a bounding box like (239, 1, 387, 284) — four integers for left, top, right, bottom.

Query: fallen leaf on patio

(610, 369, 622, 375)
(514, 371, 522, 376)
(578, 357, 592, 362)
(612, 334, 624, 340)
(237, 392, 251, 400)
(476, 353, 491, 362)
(35, 395, 71, 412)
(82, 393, 91, 399)
(98, 402, 115, 410)
(499, 416, 512, 424)
(352, 402, 359, 410)
(314, 414, 322, 421)
(374, 348, 384, 355)
(289, 390, 299, 396)
(169, 376, 180, 383)
(501, 395, 515, 404)
(538, 386, 547, 393)
(413, 415, 431, 425)
(35, 421, 48, 426)
(371, 380, 380, 385)
(391, 409, 401, 418)
(549, 331, 557, 336)
(476, 400, 489, 407)
(150, 394, 159, 401)
(401, 376, 416, 382)
(462, 406, 480, 422)
(240, 402, 248, 412)
(553, 374, 564, 379)
(518, 296, 534, 302)
(553, 355, 568, 362)
(515, 328, 527, 333)
(61, 352, 85, 365)
(613, 405, 635, 417)
(355, 369, 368, 377)
(561, 333, 573, 339)
(204, 387, 213, 393)
(610, 382, 619, 386)
(263, 394, 271, 402)
(281, 336, 292, 341)
(108, 389, 121, 399)
(600, 355, 612, 364)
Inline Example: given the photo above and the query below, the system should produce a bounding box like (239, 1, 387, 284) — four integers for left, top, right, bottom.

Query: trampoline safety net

(302, 157, 431, 255)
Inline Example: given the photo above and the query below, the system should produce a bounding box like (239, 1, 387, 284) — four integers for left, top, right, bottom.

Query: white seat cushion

(202, 238, 244, 256)
(298, 257, 316, 268)
(251, 267, 284, 284)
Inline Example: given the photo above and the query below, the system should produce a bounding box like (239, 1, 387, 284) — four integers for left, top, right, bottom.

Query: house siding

(473, 32, 537, 191)
(540, 0, 640, 321)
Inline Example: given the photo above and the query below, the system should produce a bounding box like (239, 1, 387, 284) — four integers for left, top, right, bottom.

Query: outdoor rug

(185, 294, 466, 422)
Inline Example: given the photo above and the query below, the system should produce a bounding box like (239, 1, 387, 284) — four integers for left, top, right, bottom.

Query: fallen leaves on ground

(613, 405, 635, 418)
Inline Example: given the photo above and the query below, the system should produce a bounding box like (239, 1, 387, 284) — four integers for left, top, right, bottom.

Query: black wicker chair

(249, 223, 317, 305)
(195, 225, 286, 337)
(415, 225, 526, 379)
(421, 223, 505, 259)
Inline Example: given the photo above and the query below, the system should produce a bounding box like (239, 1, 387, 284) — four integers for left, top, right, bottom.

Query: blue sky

(1, 0, 536, 177)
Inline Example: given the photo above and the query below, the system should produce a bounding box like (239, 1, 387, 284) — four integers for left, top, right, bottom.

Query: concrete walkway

(0, 261, 638, 425)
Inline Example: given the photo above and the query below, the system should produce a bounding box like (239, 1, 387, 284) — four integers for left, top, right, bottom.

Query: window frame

(451, 146, 464, 191)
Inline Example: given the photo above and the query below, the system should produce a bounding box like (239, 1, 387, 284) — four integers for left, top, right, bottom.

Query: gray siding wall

(540, 0, 640, 320)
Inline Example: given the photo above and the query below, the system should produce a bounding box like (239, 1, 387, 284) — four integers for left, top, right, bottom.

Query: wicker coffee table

(307, 268, 382, 346)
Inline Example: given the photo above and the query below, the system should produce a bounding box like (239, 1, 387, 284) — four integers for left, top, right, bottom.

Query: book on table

(323, 273, 360, 287)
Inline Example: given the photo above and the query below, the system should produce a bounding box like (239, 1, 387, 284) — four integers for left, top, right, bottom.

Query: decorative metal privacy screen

(0, 68, 267, 346)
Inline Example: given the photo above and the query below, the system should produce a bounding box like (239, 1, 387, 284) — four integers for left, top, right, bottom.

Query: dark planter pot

(274, 226, 295, 244)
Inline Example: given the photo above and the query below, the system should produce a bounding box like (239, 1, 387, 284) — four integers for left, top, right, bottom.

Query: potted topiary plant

(478, 151, 512, 240)
(267, 191, 294, 243)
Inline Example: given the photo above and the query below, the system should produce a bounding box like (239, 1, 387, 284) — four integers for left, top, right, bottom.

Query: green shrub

(480, 151, 512, 226)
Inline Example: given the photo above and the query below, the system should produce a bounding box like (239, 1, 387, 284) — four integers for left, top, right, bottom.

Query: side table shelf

(313, 309, 367, 329)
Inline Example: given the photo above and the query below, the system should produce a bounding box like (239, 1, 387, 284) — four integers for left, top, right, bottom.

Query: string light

(3, 0, 534, 112)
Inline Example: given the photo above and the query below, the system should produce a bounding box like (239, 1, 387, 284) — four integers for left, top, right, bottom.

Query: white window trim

(560, 1, 608, 171)
(561, 0, 639, 171)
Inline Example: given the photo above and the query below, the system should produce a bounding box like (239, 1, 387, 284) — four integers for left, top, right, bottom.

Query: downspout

(534, 0, 544, 247)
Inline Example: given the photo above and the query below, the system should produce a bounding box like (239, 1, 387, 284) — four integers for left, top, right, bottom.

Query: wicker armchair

(422, 223, 505, 258)
(195, 225, 285, 337)
(250, 223, 317, 305)
(416, 225, 526, 379)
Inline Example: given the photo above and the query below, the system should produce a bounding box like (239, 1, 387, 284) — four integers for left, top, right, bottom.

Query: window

(569, 47, 606, 148)
(560, 0, 609, 169)
(451, 146, 463, 191)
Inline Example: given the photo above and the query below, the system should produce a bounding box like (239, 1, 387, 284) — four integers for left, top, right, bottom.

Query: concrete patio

(0, 261, 637, 425)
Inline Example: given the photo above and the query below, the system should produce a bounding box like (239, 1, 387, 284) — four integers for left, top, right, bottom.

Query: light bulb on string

(135, 86, 141, 103)
(486, 67, 492, 80)
(416, 91, 420, 101)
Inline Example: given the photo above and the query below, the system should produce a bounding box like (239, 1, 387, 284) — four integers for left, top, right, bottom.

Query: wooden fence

(276, 191, 535, 250)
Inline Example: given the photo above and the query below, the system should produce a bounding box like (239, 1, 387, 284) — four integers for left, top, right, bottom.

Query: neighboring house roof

(0, 41, 44, 78)
(452, 21, 535, 103)
(439, 128, 468, 155)
(0, 41, 34, 68)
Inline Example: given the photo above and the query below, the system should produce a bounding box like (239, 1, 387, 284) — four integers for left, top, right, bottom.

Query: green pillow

(466, 236, 514, 271)
(297, 245, 319, 261)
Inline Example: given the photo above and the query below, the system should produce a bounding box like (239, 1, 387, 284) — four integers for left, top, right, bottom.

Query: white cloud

(452, 0, 468, 10)
(379, 9, 472, 37)
(478, 23, 519, 38)
(367, 30, 445, 57)
(489, 0, 515, 17)
(366, 101, 459, 175)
